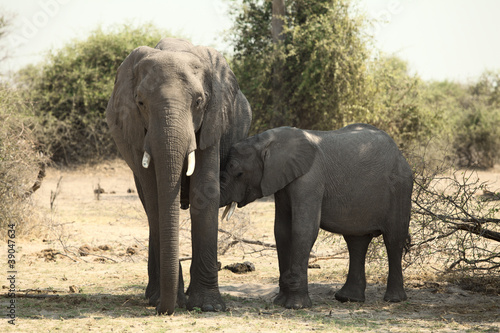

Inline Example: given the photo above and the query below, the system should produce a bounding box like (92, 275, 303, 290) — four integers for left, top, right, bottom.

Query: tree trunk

(271, 0, 286, 128)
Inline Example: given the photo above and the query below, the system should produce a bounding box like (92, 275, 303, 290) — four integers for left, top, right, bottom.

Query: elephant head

(220, 127, 316, 211)
(106, 38, 239, 314)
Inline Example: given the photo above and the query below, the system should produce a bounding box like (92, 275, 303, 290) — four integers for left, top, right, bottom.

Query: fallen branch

(22, 163, 46, 199)
(16, 294, 61, 299)
(87, 253, 118, 263)
(309, 252, 349, 263)
(451, 223, 500, 243)
(414, 208, 500, 225)
(218, 228, 276, 249)
(3, 288, 64, 299)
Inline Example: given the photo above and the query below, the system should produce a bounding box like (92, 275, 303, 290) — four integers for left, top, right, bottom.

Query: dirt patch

(3, 159, 499, 332)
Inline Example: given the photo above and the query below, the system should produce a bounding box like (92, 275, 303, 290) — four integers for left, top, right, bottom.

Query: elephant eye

(138, 101, 144, 106)
(236, 172, 243, 178)
(196, 97, 203, 106)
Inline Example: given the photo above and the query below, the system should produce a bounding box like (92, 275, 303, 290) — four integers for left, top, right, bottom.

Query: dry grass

(2, 159, 499, 332)
(0, 86, 48, 238)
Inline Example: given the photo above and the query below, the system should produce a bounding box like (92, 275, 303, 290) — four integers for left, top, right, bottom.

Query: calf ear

(260, 128, 317, 196)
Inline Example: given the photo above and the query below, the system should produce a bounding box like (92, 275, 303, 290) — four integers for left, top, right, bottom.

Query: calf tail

(403, 234, 412, 255)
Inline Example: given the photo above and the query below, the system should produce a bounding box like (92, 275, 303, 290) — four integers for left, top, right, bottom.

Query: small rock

(126, 247, 136, 255)
(69, 285, 79, 293)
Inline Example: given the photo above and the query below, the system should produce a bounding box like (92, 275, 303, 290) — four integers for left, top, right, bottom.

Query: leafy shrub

(363, 56, 434, 149)
(16, 23, 172, 164)
(453, 103, 499, 168)
(452, 72, 500, 168)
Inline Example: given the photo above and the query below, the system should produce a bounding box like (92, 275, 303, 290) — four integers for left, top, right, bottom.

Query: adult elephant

(106, 38, 252, 315)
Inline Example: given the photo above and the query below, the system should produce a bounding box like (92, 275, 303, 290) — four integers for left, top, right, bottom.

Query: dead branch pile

(409, 166, 500, 275)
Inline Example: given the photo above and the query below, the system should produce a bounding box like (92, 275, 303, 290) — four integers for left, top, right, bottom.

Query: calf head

(220, 127, 316, 211)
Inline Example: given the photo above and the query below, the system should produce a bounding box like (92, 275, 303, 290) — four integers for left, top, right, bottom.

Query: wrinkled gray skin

(220, 124, 412, 309)
(106, 38, 251, 315)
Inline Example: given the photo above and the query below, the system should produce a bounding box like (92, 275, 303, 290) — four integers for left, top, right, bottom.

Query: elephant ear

(106, 46, 157, 153)
(260, 128, 317, 197)
(191, 46, 240, 150)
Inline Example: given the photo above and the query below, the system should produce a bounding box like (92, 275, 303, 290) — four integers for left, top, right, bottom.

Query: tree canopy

(228, 0, 372, 133)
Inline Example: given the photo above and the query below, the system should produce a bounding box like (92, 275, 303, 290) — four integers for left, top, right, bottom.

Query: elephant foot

(145, 280, 158, 301)
(273, 290, 312, 309)
(148, 290, 186, 309)
(145, 283, 186, 308)
(187, 288, 226, 312)
(383, 288, 407, 302)
(177, 289, 187, 308)
(273, 289, 287, 307)
(147, 289, 160, 307)
(335, 286, 365, 303)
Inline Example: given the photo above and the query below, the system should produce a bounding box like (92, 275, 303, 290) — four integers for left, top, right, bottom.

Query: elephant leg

(186, 145, 225, 312)
(382, 232, 407, 302)
(133, 174, 160, 304)
(335, 234, 373, 303)
(273, 191, 292, 307)
(382, 190, 410, 302)
(277, 193, 321, 309)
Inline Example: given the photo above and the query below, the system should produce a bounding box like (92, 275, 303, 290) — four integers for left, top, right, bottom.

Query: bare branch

(218, 228, 276, 249)
(451, 223, 500, 242)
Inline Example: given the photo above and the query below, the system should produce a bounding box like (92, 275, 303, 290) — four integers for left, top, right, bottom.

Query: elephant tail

(403, 234, 412, 256)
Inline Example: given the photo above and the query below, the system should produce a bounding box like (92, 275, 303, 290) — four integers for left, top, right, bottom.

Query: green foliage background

(17, 24, 170, 164)
(229, 0, 372, 132)
(3, 2, 500, 169)
(228, 0, 500, 167)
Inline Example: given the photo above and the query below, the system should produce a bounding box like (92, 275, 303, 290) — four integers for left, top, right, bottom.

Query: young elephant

(220, 123, 413, 309)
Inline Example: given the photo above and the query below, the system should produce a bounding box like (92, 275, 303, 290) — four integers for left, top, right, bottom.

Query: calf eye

(236, 172, 243, 178)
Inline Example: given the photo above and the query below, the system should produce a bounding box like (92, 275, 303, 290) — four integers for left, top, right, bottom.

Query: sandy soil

(2, 159, 499, 332)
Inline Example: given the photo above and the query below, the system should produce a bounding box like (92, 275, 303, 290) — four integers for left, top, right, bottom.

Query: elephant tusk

(221, 202, 237, 221)
(186, 151, 195, 176)
(142, 151, 151, 169)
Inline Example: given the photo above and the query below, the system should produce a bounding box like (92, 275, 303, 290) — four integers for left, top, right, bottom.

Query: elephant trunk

(150, 109, 196, 315)
(219, 172, 237, 221)
(219, 171, 231, 207)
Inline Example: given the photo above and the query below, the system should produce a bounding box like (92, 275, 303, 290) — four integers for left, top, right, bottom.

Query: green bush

(452, 71, 500, 168)
(17, 23, 172, 164)
(453, 103, 499, 168)
(363, 56, 434, 149)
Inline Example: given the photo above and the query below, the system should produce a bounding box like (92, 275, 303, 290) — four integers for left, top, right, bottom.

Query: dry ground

(2, 159, 499, 332)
